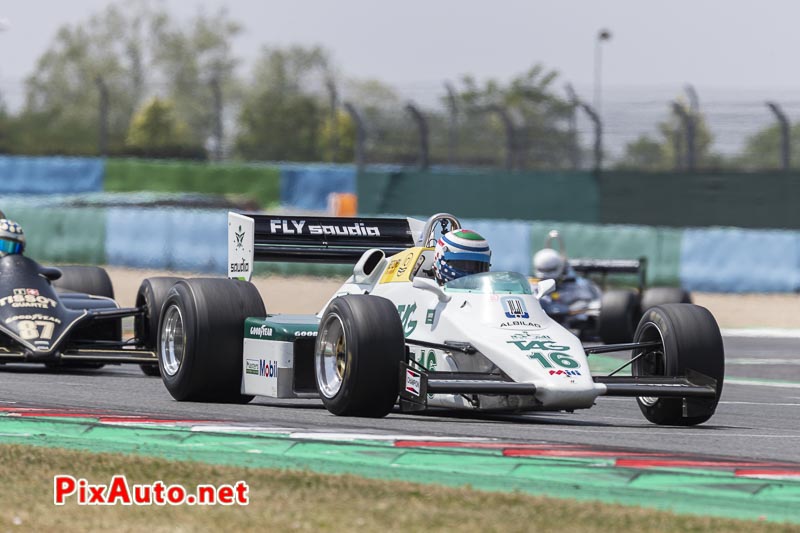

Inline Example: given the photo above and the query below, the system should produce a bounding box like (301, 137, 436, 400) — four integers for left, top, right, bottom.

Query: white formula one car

(155, 213, 724, 426)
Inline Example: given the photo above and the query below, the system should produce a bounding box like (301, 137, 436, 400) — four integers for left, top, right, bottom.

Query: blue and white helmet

(0, 219, 25, 257)
(432, 229, 491, 284)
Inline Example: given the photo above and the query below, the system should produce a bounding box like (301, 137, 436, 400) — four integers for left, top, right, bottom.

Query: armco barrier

(280, 164, 355, 211)
(0, 156, 103, 194)
(528, 222, 683, 286)
(104, 159, 281, 208)
(358, 170, 598, 222)
(680, 228, 800, 292)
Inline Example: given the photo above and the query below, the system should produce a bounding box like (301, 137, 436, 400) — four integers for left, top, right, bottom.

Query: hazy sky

(3, 0, 800, 99)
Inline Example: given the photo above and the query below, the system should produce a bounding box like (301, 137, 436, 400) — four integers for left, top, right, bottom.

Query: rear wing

(228, 212, 420, 280)
(568, 257, 647, 291)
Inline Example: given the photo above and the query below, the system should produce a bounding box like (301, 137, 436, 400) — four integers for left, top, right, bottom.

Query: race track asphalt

(0, 334, 798, 464)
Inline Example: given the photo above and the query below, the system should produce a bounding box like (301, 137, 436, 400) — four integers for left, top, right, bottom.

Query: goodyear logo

(248, 325, 273, 338)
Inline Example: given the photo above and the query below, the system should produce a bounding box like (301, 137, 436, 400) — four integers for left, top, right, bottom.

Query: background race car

(0, 243, 179, 375)
(532, 231, 691, 343)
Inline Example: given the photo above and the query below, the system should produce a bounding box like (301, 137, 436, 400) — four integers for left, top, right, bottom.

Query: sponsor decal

(5, 313, 61, 325)
(245, 359, 259, 375)
(549, 369, 581, 377)
(397, 252, 415, 275)
(268, 219, 381, 237)
(259, 359, 278, 379)
(397, 303, 418, 337)
(425, 309, 435, 325)
(405, 369, 421, 397)
(507, 337, 580, 370)
(229, 258, 250, 274)
(293, 330, 317, 337)
(501, 297, 529, 319)
(234, 225, 245, 251)
(507, 340, 570, 351)
(0, 289, 57, 309)
(248, 325, 273, 338)
(411, 349, 438, 371)
(499, 321, 542, 328)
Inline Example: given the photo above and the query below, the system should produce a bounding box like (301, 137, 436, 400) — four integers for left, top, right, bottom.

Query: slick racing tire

(641, 287, 692, 312)
(136, 277, 182, 377)
(598, 289, 640, 344)
(52, 266, 115, 299)
(632, 304, 724, 426)
(315, 295, 405, 417)
(157, 278, 265, 403)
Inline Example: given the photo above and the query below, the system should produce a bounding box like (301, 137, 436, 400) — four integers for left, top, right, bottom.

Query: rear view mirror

(535, 279, 556, 299)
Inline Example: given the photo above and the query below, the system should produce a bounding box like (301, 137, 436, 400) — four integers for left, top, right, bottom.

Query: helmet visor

(447, 259, 490, 276)
(0, 239, 23, 255)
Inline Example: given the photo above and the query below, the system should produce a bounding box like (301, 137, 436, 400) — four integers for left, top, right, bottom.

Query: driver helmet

(0, 219, 25, 257)
(432, 229, 491, 284)
(533, 247, 565, 280)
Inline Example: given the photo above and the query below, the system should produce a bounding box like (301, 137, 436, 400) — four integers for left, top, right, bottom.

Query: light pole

(593, 29, 612, 119)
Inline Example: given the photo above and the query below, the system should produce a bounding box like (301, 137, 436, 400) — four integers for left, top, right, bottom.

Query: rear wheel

(136, 277, 182, 376)
(598, 289, 640, 344)
(52, 266, 114, 298)
(641, 287, 692, 312)
(315, 295, 405, 417)
(157, 278, 265, 403)
(52, 265, 117, 368)
(632, 304, 724, 425)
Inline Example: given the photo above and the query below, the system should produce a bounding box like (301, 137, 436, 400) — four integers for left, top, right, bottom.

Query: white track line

(722, 328, 800, 338)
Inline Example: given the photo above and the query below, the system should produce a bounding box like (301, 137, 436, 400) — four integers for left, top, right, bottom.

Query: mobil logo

(501, 296, 529, 319)
(549, 369, 581, 377)
(259, 360, 278, 379)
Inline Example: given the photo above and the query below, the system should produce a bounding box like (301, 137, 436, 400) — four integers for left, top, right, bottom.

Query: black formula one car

(531, 231, 691, 344)
(536, 257, 691, 344)
(0, 254, 179, 375)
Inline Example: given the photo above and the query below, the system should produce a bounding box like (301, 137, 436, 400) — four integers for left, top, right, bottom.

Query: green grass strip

(1, 415, 798, 524)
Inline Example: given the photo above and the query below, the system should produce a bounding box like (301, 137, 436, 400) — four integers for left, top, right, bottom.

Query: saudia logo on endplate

(269, 220, 381, 237)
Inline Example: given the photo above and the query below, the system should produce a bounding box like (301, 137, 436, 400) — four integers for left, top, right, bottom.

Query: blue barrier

(0, 156, 104, 194)
(106, 208, 227, 273)
(461, 219, 532, 275)
(280, 164, 355, 211)
(680, 228, 800, 292)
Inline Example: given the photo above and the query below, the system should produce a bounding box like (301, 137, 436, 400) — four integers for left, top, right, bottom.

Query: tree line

(0, 1, 792, 170)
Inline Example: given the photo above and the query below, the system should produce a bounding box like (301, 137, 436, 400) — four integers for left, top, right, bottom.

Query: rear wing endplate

(228, 212, 418, 280)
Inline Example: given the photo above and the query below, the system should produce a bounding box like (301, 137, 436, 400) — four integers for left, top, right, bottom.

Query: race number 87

(16, 320, 55, 340)
(528, 352, 579, 369)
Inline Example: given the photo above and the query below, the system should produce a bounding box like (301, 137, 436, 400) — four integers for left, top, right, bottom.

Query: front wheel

(315, 295, 405, 417)
(632, 304, 725, 425)
(157, 278, 265, 403)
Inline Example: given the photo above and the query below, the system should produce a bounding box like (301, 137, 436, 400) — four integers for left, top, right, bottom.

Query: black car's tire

(632, 304, 725, 426)
(598, 289, 640, 344)
(52, 266, 115, 299)
(157, 278, 265, 403)
(641, 287, 692, 312)
(136, 277, 182, 377)
(315, 295, 404, 417)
